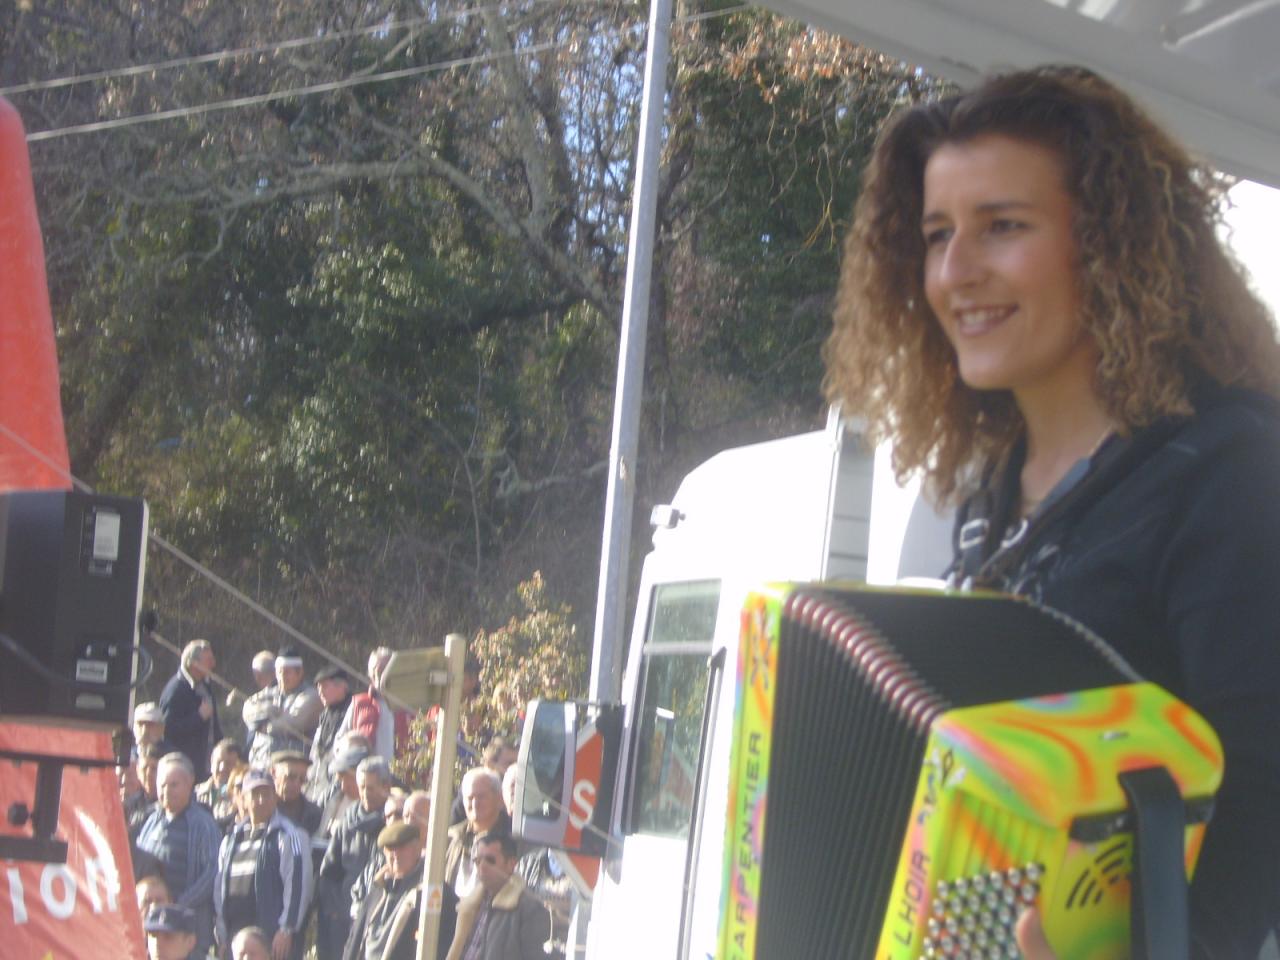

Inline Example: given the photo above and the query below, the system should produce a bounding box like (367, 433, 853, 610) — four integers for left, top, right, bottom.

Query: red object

(0, 721, 147, 958)
(0, 101, 138, 954)
(0, 96, 71, 492)
(347, 690, 382, 744)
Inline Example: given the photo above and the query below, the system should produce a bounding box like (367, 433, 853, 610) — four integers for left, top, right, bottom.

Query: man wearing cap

(135, 753, 222, 957)
(134, 701, 178, 760)
(342, 821, 426, 960)
(144, 902, 201, 960)
(160, 638, 223, 782)
(252, 650, 277, 691)
(319, 741, 367, 839)
(446, 832, 549, 960)
(317, 755, 392, 959)
(307, 665, 353, 807)
(271, 750, 324, 842)
(244, 648, 323, 770)
(215, 768, 313, 960)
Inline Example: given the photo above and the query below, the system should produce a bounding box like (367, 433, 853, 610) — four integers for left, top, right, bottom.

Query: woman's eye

(988, 218, 1024, 234)
(923, 227, 950, 247)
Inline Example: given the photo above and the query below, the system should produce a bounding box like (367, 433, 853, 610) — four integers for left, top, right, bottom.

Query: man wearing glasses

(446, 832, 550, 960)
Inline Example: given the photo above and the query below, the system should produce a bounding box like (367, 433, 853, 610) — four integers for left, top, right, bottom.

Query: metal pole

(415, 632, 466, 960)
(589, 0, 673, 703)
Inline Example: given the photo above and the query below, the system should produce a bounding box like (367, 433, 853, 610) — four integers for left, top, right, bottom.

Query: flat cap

(329, 745, 369, 775)
(315, 664, 349, 684)
(378, 821, 421, 848)
(133, 702, 164, 724)
(143, 903, 196, 935)
(269, 749, 310, 767)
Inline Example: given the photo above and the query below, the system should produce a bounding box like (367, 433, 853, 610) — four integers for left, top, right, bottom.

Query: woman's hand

(1015, 907, 1059, 959)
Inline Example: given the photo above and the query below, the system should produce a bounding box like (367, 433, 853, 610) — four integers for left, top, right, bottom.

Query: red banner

(0, 96, 71, 493)
(0, 721, 146, 959)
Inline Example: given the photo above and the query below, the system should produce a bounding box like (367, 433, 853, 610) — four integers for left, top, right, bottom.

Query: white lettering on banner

(6, 867, 28, 925)
(41, 865, 76, 920)
(76, 808, 123, 914)
(84, 858, 109, 913)
(569, 780, 596, 830)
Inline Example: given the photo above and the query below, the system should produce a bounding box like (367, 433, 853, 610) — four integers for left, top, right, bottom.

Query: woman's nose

(936, 231, 985, 288)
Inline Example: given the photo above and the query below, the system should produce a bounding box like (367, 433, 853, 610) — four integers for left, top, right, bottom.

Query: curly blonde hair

(822, 65, 1280, 503)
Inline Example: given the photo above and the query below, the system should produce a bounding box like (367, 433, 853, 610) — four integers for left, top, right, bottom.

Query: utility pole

(415, 632, 466, 960)
(588, 0, 674, 703)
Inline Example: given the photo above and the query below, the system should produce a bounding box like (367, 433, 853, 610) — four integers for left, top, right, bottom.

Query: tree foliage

(394, 570, 586, 787)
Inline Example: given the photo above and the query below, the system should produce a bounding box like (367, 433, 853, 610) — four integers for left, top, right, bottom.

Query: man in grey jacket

(243, 647, 322, 769)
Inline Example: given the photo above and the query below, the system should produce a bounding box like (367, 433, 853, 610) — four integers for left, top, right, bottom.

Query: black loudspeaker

(0, 490, 148, 726)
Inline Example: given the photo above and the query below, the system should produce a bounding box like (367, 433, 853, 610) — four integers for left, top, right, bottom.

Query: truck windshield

(627, 580, 719, 837)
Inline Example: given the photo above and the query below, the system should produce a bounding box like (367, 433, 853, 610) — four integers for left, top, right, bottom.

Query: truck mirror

(517, 699, 573, 835)
(514, 698, 621, 859)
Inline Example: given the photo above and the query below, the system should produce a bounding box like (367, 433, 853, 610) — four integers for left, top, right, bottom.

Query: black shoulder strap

(1118, 766, 1190, 960)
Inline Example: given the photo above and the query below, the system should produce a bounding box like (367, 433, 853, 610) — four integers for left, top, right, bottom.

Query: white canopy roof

(757, 0, 1280, 188)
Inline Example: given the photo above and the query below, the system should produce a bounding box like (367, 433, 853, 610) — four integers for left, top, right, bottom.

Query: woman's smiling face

(922, 133, 1097, 405)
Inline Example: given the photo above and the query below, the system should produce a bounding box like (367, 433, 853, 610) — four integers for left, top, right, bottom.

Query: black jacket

(159, 670, 222, 781)
(952, 387, 1280, 959)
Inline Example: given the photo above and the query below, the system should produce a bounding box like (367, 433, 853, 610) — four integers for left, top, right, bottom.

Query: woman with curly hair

(824, 65, 1280, 958)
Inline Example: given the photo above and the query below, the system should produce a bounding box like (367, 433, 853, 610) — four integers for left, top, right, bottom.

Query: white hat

(133, 702, 164, 724)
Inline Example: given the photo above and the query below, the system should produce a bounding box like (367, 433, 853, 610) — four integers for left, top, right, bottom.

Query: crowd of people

(120, 640, 574, 960)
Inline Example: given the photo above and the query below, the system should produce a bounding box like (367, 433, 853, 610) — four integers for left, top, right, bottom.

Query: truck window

(627, 580, 719, 837)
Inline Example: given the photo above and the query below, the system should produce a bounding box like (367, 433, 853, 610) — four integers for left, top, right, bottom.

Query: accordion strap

(1118, 766, 1189, 960)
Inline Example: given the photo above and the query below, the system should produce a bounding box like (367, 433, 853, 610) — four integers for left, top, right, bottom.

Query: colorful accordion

(719, 585, 1223, 959)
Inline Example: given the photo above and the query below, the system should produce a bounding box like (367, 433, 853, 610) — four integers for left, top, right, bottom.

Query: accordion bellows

(718, 585, 1223, 960)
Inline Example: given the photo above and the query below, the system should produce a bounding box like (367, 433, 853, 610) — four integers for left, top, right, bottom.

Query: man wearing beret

(144, 903, 201, 960)
(215, 768, 313, 960)
(446, 832, 549, 960)
(342, 821, 427, 960)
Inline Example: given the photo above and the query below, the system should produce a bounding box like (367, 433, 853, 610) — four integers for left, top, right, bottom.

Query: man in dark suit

(160, 639, 223, 781)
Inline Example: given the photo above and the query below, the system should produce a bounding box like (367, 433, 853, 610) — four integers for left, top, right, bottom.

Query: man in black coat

(342, 822, 425, 960)
(159, 639, 223, 781)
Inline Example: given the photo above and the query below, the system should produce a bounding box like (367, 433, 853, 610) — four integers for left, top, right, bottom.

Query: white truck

(513, 413, 951, 959)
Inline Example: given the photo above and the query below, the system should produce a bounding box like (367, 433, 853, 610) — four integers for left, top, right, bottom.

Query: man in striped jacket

(215, 768, 314, 960)
(135, 752, 223, 957)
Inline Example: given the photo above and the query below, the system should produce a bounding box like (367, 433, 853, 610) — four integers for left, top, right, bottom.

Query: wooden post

(415, 632, 465, 960)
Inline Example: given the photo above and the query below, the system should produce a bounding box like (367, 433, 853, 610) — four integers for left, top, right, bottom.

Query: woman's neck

(1017, 390, 1116, 508)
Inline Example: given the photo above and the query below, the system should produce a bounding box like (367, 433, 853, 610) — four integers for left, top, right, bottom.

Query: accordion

(718, 585, 1223, 959)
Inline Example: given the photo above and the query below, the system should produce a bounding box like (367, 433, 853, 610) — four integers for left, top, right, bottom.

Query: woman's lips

(952, 305, 1015, 335)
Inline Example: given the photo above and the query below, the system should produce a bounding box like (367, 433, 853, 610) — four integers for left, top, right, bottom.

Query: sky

(866, 178, 1280, 584)
(1224, 180, 1280, 316)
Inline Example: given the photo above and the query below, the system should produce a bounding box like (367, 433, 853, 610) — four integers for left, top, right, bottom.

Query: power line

(25, 29, 636, 143)
(0, 11, 430, 96)
(0, 0, 579, 97)
(20, 4, 750, 143)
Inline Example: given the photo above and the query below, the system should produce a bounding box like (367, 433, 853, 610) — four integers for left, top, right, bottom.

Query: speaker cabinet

(0, 490, 148, 726)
